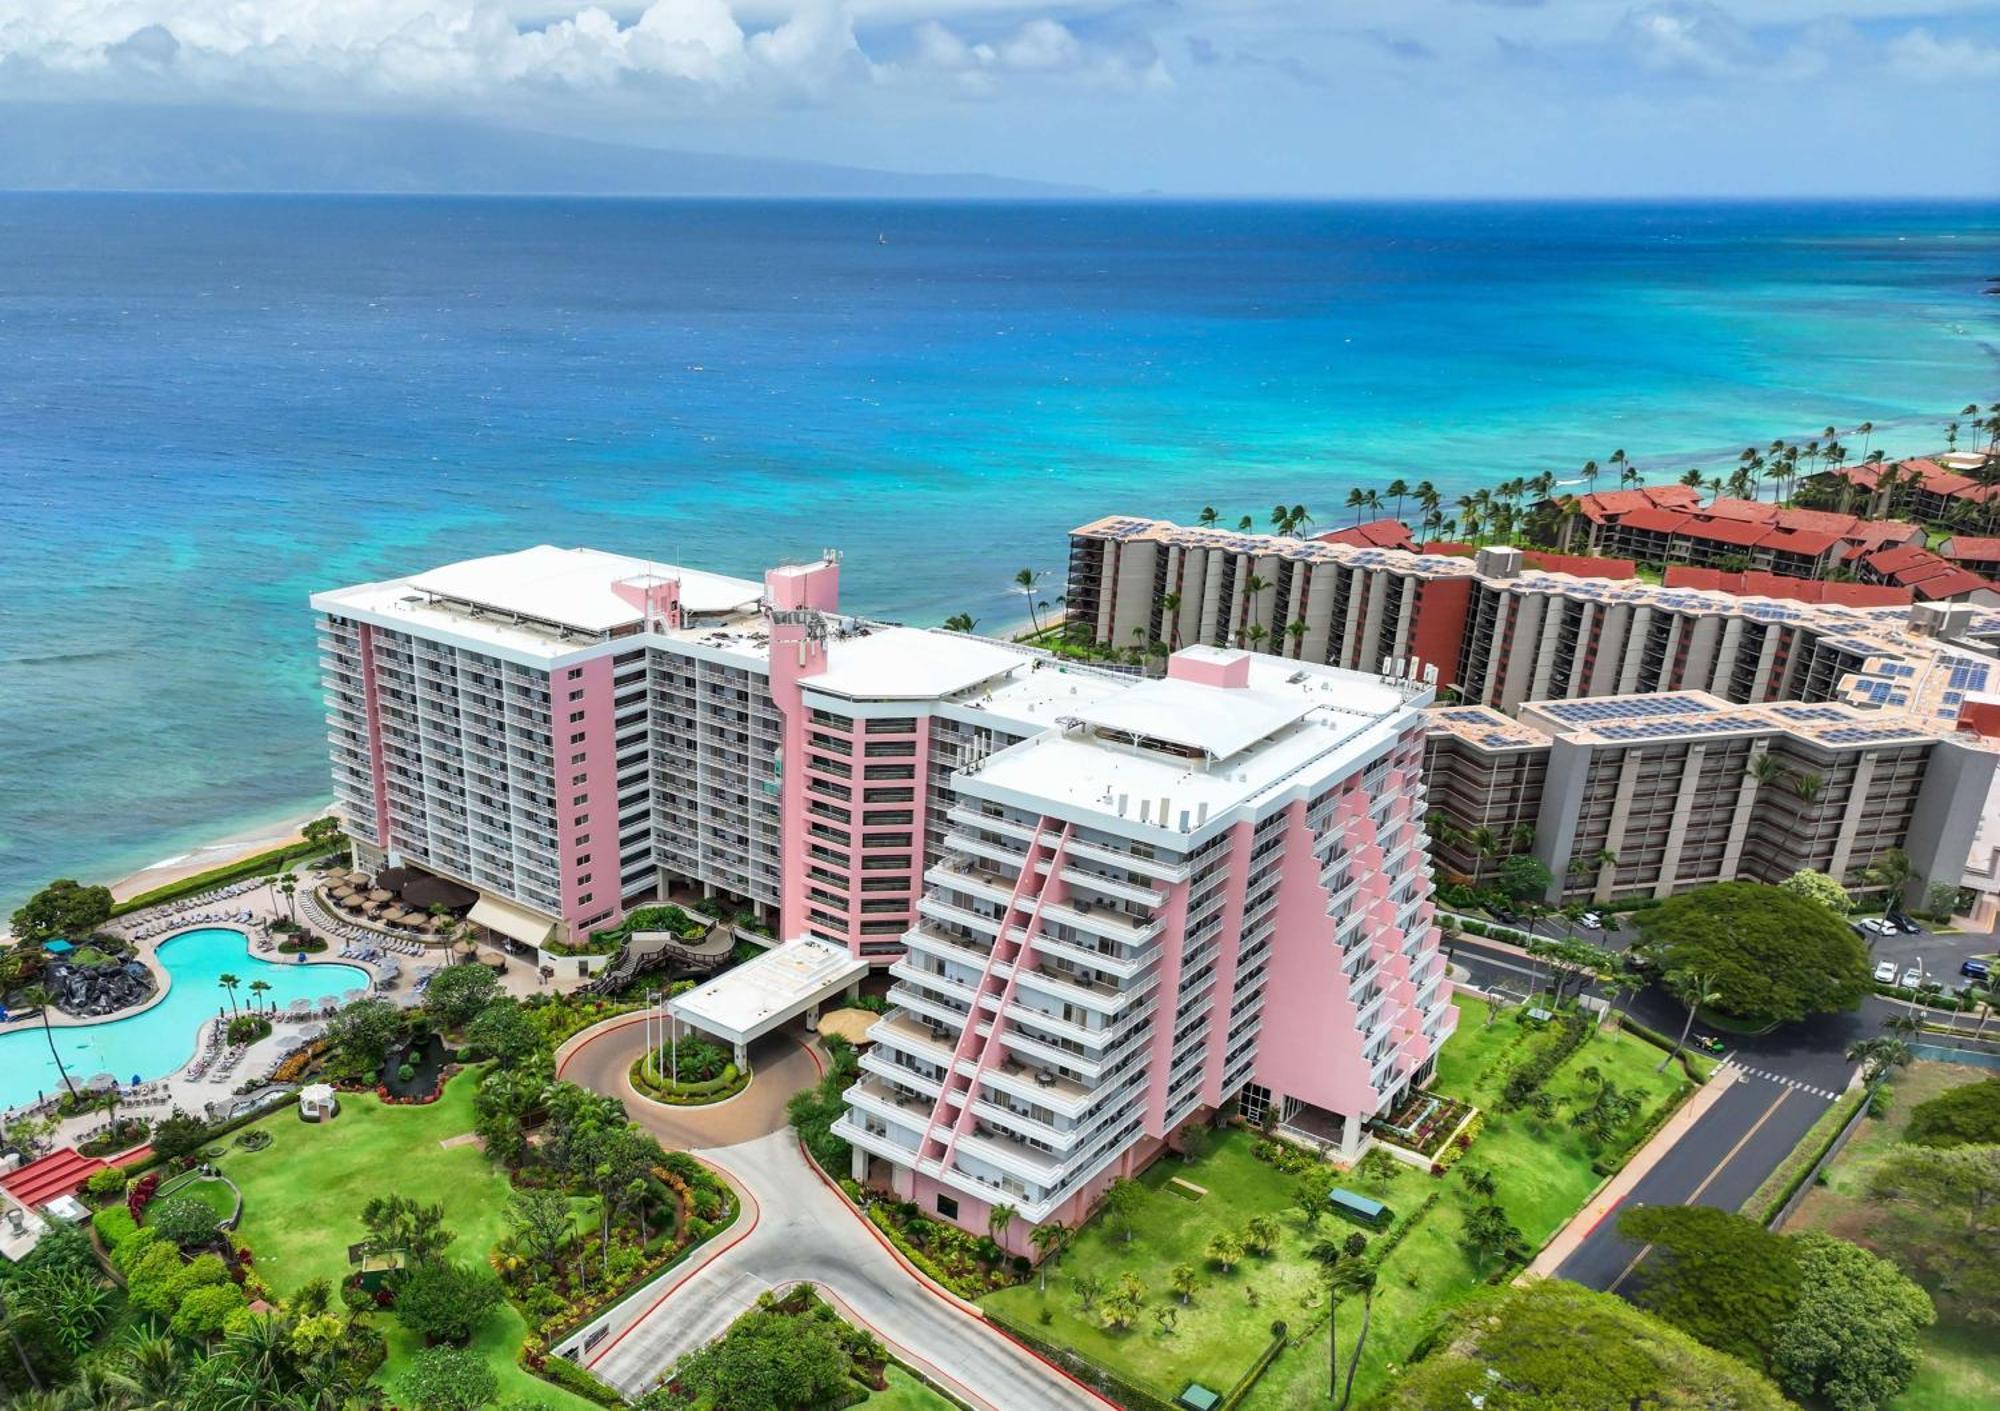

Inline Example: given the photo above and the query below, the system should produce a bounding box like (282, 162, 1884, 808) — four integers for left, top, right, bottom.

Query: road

(555, 1016, 1113, 1411)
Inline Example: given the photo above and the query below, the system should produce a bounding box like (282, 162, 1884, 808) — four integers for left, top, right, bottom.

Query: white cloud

(1616, 1, 1756, 77)
(894, 15, 1168, 93)
(1886, 26, 2000, 81)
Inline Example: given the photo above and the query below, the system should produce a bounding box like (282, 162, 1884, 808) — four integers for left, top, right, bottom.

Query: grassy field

(1786, 1059, 1994, 1411)
(984, 995, 1693, 1411)
(866, 1366, 961, 1409)
(217, 1069, 599, 1411)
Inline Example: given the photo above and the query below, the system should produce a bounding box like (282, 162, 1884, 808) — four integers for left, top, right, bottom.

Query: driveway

(557, 1019, 1112, 1411)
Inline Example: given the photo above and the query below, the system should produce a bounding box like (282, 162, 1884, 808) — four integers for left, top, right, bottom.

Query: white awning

(468, 893, 558, 949)
(668, 936, 868, 1047)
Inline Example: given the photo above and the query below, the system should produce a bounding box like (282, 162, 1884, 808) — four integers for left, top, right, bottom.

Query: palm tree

(1609, 449, 1630, 488)
(1344, 488, 1368, 526)
(1945, 421, 1960, 453)
(1238, 573, 1269, 644)
(1363, 489, 1384, 520)
(1856, 421, 1873, 459)
(1014, 568, 1044, 636)
(1659, 966, 1721, 1074)
(987, 1202, 1018, 1251)
(218, 972, 241, 1017)
(941, 612, 978, 633)
(1864, 847, 1915, 918)
(1308, 1238, 1344, 1395)
(1243, 623, 1268, 651)
(1030, 1221, 1067, 1291)
(1467, 826, 1500, 884)
(1237, 515, 1254, 532)
(278, 874, 298, 923)
(1159, 591, 1182, 651)
(20, 985, 78, 1102)
(1271, 504, 1292, 534)
(1333, 1260, 1378, 1411)
(1285, 618, 1307, 657)
(1290, 503, 1312, 536)
(1581, 459, 1599, 495)
(249, 979, 272, 1014)
(1385, 479, 1410, 523)
(1197, 505, 1219, 527)
(1847, 1036, 1911, 1101)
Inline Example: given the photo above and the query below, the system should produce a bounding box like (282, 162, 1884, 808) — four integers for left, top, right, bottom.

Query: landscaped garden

(640, 1284, 957, 1411)
(982, 993, 1697, 1411)
(629, 1034, 750, 1105)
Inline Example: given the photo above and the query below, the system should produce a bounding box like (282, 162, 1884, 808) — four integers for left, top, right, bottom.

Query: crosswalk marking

(1718, 1059, 1841, 1101)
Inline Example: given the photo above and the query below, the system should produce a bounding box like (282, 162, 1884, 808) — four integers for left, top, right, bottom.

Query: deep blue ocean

(2, 196, 1996, 911)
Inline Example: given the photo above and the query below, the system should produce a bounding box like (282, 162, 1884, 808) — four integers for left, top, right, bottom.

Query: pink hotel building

(313, 546, 1453, 1235)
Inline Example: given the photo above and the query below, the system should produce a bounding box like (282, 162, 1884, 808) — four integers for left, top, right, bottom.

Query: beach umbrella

(345, 870, 371, 885)
(86, 1072, 119, 1092)
(316, 995, 340, 1011)
(329, 885, 354, 900)
(452, 939, 478, 960)
(341, 987, 367, 1004)
(367, 889, 391, 903)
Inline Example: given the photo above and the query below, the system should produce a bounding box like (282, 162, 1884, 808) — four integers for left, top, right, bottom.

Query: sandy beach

(108, 802, 332, 902)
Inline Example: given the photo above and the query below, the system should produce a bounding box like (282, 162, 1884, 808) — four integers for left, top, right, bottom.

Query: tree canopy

(423, 962, 501, 1029)
(1868, 1143, 2000, 1323)
(1905, 1078, 2000, 1149)
(9, 879, 114, 943)
(1779, 868, 1851, 914)
(1635, 881, 1870, 1023)
(1618, 1205, 1934, 1407)
(1496, 853, 1555, 904)
(1381, 1279, 1790, 1411)
(666, 1302, 856, 1411)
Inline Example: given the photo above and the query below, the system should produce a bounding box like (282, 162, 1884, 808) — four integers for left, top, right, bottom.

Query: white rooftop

(667, 936, 869, 1046)
(806, 626, 1030, 701)
(963, 654, 1423, 840)
(1074, 676, 1317, 760)
(407, 546, 763, 633)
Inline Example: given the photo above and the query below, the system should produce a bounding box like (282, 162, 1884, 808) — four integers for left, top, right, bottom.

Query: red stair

(2, 1147, 108, 1209)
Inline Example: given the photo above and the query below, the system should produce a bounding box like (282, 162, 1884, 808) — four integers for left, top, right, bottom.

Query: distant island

(0, 102, 1098, 199)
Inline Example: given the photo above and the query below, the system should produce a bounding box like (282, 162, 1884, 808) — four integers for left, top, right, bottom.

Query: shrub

(85, 1167, 129, 1201)
(92, 1204, 139, 1248)
(400, 1345, 499, 1411)
(396, 1260, 505, 1346)
(150, 1110, 212, 1163)
(1905, 1077, 2000, 1148)
(170, 1280, 249, 1339)
(1499, 1009, 1592, 1110)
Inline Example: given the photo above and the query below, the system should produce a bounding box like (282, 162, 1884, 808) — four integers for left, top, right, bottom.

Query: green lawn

(865, 1365, 961, 1409)
(1891, 1322, 2000, 1411)
(985, 996, 1694, 1411)
(216, 1069, 599, 1411)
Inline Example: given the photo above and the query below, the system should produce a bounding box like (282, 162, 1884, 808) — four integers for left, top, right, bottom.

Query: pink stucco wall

(555, 655, 624, 939)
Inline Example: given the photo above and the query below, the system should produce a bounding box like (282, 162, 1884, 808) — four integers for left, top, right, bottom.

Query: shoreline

(107, 801, 332, 902)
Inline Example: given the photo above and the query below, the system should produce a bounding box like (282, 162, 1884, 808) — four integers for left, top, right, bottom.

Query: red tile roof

(1866, 544, 1935, 574)
(1662, 567, 1913, 606)
(1521, 550, 1637, 579)
(1908, 569, 1995, 601)
(1316, 518, 1418, 552)
(1678, 517, 1770, 548)
(1572, 485, 1702, 524)
(1943, 535, 2000, 566)
(1610, 506, 1693, 535)
(1755, 527, 1844, 556)
(1694, 497, 1780, 524)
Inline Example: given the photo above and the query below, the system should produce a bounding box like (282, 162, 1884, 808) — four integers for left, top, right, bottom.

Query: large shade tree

(1635, 880, 1870, 1024)
(1381, 1279, 1790, 1411)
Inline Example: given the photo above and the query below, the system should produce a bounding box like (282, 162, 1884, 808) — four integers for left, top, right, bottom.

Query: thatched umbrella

(367, 889, 392, 903)
(345, 870, 371, 885)
(329, 884, 355, 900)
(381, 905, 409, 923)
(339, 892, 365, 911)
(452, 939, 479, 962)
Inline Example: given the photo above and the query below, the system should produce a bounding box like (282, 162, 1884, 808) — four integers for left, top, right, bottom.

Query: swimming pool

(0, 929, 369, 1112)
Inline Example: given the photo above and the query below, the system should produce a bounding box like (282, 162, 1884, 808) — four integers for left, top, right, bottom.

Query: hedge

(1222, 1327, 1290, 1410)
(1744, 1086, 1868, 1228)
(1614, 1016, 1712, 1083)
(1591, 1079, 1694, 1176)
(111, 839, 329, 916)
(534, 1352, 624, 1407)
(982, 1308, 1180, 1411)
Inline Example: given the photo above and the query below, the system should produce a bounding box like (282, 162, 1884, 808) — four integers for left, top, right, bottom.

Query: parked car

(1899, 966, 1925, 989)
(1865, 917, 1899, 935)
(1962, 958, 1992, 981)
(1892, 914, 1923, 935)
(1875, 960, 1900, 984)
(1579, 912, 1603, 930)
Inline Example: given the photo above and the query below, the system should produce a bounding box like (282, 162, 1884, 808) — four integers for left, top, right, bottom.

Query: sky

(2, 0, 1998, 194)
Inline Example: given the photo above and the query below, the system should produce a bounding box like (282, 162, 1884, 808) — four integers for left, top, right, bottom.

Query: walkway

(556, 1019, 1111, 1411)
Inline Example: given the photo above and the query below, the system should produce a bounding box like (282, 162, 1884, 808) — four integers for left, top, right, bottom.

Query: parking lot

(1857, 917, 1995, 992)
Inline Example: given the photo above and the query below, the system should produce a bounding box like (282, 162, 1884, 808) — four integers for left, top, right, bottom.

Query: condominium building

(1066, 515, 2000, 907)
(834, 647, 1451, 1236)
(1426, 692, 1996, 903)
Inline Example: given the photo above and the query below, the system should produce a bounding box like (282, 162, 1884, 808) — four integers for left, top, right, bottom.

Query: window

(569, 689, 585, 701)
(572, 772, 587, 786)
(572, 793, 589, 806)
(570, 732, 586, 745)
(571, 752, 587, 765)
(935, 1194, 959, 1219)
(569, 710, 586, 723)
(577, 892, 594, 906)
(576, 854, 591, 866)
(577, 873, 592, 886)
(863, 788, 914, 804)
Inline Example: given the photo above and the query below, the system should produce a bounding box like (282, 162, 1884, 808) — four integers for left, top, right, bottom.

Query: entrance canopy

(468, 893, 557, 950)
(667, 937, 867, 1050)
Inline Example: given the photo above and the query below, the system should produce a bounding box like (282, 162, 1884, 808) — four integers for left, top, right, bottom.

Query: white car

(1579, 912, 1603, 930)
(1874, 960, 1899, 984)
(1899, 966, 1925, 989)
(1866, 917, 1899, 935)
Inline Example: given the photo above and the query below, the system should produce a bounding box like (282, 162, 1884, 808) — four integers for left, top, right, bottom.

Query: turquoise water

(1, 196, 1995, 910)
(0, 929, 368, 1111)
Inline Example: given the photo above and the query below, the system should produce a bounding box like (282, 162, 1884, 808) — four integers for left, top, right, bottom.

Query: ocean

(1, 195, 1996, 911)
